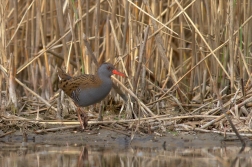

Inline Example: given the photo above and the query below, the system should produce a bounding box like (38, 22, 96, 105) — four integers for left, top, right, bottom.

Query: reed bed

(1, 0, 252, 140)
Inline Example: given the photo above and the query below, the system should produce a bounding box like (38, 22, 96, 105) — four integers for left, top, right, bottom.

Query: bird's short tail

(57, 67, 72, 80)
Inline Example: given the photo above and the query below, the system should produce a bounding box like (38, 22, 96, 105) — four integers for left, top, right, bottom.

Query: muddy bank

(0, 128, 248, 149)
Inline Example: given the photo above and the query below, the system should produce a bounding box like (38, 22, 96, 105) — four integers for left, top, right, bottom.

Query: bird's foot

(80, 112, 89, 129)
(77, 107, 89, 130)
(97, 115, 103, 121)
(98, 109, 103, 121)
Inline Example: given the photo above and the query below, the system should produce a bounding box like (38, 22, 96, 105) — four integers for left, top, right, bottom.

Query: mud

(0, 128, 248, 149)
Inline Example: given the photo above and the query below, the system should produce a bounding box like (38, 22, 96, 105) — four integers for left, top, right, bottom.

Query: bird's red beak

(112, 69, 125, 77)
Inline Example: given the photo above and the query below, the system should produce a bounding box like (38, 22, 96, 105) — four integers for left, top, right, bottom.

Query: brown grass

(1, 0, 252, 137)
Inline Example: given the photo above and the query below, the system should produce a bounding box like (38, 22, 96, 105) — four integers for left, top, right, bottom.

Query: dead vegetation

(0, 0, 252, 140)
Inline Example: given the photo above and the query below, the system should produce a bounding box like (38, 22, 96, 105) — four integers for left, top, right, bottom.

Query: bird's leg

(76, 107, 85, 130)
(80, 108, 88, 129)
(76, 107, 89, 129)
(98, 111, 103, 121)
(98, 102, 103, 121)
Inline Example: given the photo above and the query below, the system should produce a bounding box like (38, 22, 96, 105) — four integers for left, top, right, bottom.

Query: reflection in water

(0, 143, 251, 167)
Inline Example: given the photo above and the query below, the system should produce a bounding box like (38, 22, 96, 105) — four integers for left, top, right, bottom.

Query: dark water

(0, 142, 251, 167)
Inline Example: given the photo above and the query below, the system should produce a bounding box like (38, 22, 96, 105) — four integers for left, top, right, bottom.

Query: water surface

(0, 141, 251, 167)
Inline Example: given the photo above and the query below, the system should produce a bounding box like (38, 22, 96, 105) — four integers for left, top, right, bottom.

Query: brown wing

(58, 74, 102, 97)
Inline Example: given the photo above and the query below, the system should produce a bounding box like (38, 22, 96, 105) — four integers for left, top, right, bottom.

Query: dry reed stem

(35, 125, 80, 134)
(179, 124, 252, 137)
(0, 65, 56, 112)
(15, 78, 57, 111)
(128, 0, 177, 35)
(82, 34, 98, 65)
(6, 0, 35, 48)
(202, 95, 252, 129)
(4, 114, 220, 125)
(175, 0, 231, 81)
(8, 54, 17, 108)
